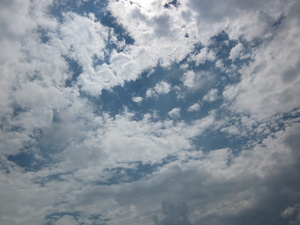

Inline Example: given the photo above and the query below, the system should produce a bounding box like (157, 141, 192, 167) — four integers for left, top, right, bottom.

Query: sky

(0, 0, 300, 224)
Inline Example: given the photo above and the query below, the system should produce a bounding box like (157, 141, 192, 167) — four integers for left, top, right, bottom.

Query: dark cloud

(154, 201, 192, 225)
(153, 14, 172, 37)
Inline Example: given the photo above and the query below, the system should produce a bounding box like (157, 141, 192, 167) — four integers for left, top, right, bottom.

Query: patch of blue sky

(44, 211, 108, 225)
(164, 0, 180, 9)
(92, 65, 219, 123)
(6, 126, 65, 171)
(64, 56, 83, 87)
(49, 0, 107, 21)
(7, 152, 46, 172)
(100, 10, 135, 45)
(96, 155, 178, 185)
(209, 31, 237, 58)
(36, 27, 51, 44)
(10, 103, 29, 119)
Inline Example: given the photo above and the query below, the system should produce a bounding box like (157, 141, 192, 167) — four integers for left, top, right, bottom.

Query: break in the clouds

(0, 0, 300, 224)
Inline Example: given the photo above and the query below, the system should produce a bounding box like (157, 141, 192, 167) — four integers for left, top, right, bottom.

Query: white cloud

(0, 0, 300, 225)
(223, 1, 300, 120)
(181, 70, 216, 93)
(203, 88, 218, 102)
(182, 70, 196, 88)
(132, 96, 143, 103)
(107, 0, 197, 67)
(187, 103, 201, 112)
(146, 81, 171, 98)
(189, 47, 216, 66)
(168, 107, 181, 118)
(229, 43, 244, 61)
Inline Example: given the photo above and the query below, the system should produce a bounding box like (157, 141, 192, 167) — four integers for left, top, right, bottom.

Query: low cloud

(146, 81, 171, 98)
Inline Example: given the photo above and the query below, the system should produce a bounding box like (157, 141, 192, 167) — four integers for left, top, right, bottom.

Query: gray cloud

(154, 201, 192, 225)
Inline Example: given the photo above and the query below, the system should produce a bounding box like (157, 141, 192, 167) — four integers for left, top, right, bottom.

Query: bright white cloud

(154, 81, 171, 94)
(146, 81, 171, 98)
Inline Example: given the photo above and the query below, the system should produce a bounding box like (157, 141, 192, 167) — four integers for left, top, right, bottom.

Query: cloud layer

(0, 0, 300, 224)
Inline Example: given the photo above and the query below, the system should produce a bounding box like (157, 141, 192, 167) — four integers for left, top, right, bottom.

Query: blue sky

(0, 0, 300, 224)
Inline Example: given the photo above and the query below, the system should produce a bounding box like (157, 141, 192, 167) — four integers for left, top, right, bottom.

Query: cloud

(107, 0, 197, 67)
(182, 70, 196, 88)
(187, 103, 201, 112)
(282, 204, 300, 225)
(132, 96, 143, 103)
(53, 216, 78, 225)
(53, 123, 300, 225)
(146, 81, 171, 98)
(154, 201, 192, 225)
(168, 107, 181, 118)
(203, 88, 218, 102)
(223, 1, 300, 120)
(188, 47, 216, 66)
(181, 70, 216, 92)
(0, 0, 300, 224)
(229, 43, 244, 61)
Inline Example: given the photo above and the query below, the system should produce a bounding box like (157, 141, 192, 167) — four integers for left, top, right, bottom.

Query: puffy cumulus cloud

(188, 47, 216, 66)
(223, 0, 300, 120)
(154, 81, 171, 94)
(107, 0, 197, 67)
(56, 12, 107, 67)
(182, 70, 196, 88)
(132, 96, 143, 103)
(146, 81, 171, 98)
(181, 70, 216, 91)
(52, 12, 156, 96)
(168, 107, 181, 118)
(187, 103, 201, 112)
